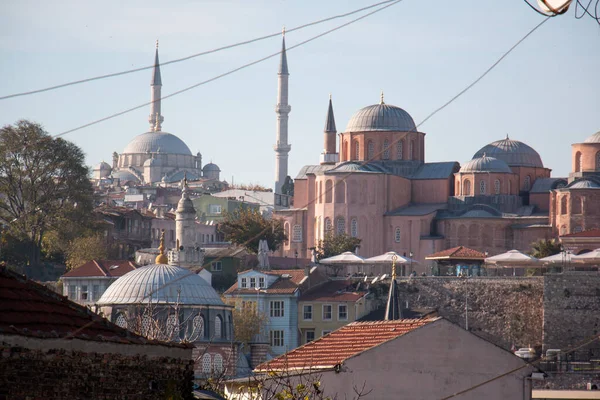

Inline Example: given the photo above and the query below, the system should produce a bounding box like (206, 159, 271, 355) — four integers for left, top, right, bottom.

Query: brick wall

(0, 342, 194, 400)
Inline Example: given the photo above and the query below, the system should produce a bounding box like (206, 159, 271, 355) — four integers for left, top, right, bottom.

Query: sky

(1, 0, 599, 188)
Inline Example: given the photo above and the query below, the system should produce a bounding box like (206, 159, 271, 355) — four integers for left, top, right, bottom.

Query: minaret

(148, 40, 164, 132)
(175, 176, 197, 250)
(273, 29, 292, 194)
(320, 94, 339, 165)
(385, 256, 402, 320)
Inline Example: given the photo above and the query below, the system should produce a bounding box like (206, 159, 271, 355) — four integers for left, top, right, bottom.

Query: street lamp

(409, 251, 414, 275)
(294, 250, 298, 267)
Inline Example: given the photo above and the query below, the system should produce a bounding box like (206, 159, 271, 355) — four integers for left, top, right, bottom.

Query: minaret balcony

(273, 143, 292, 152)
(275, 104, 291, 113)
(320, 153, 339, 164)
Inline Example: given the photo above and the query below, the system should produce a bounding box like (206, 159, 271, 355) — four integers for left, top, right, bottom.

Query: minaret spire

(149, 40, 164, 132)
(320, 94, 339, 165)
(274, 31, 291, 194)
(384, 255, 402, 320)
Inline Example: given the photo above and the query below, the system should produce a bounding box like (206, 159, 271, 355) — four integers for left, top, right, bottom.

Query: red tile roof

(425, 246, 486, 260)
(224, 268, 327, 296)
(62, 260, 139, 278)
(300, 280, 367, 302)
(256, 318, 439, 371)
(561, 229, 600, 238)
(0, 267, 186, 347)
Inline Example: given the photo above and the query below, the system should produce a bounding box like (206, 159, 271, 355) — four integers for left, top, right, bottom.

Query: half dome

(473, 137, 543, 168)
(203, 163, 221, 172)
(111, 170, 141, 183)
(97, 264, 224, 306)
(584, 131, 600, 143)
(460, 155, 512, 173)
(345, 103, 416, 133)
(123, 131, 192, 155)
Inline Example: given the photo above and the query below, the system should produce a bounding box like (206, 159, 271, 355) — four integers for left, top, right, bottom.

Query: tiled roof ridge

(93, 260, 109, 276)
(348, 317, 440, 326)
(561, 228, 600, 238)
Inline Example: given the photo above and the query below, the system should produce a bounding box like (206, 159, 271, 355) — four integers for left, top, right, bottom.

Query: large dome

(473, 137, 543, 168)
(460, 155, 512, 173)
(584, 131, 600, 143)
(123, 131, 192, 155)
(97, 264, 224, 306)
(345, 103, 416, 133)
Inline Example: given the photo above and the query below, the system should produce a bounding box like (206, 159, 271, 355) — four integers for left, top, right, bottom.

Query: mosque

(92, 43, 221, 186)
(272, 38, 600, 271)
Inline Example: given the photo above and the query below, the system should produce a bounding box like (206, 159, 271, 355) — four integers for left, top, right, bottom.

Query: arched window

(343, 141, 348, 161)
(455, 181, 461, 195)
(318, 181, 322, 203)
(202, 354, 212, 374)
(316, 217, 321, 242)
(573, 196, 582, 214)
(214, 315, 222, 339)
(410, 140, 415, 160)
(367, 141, 375, 160)
(494, 179, 501, 194)
(325, 180, 333, 203)
(214, 354, 224, 374)
(141, 315, 152, 336)
(480, 180, 486, 195)
(596, 151, 600, 171)
(292, 224, 302, 242)
(336, 217, 346, 234)
(324, 217, 332, 233)
(166, 314, 179, 340)
(575, 151, 582, 172)
(191, 314, 204, 341)
(524, 175, 531, 191)
(560, 196, 567, 215)
(354, 141, 360, 160)
(351, 218, 358, 237)
(382, 139, 390, 160)
(115, 313, 127, 329)
(394, 227, 401, 243)
(396, 140, 403, 160)
(463, 180, 471, 196)
(335, 181, 346, 203)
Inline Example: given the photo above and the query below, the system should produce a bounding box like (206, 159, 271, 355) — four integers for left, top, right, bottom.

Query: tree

(0, 121, 94, 266)
(529, 239, 562, 259)
(225, 300, 269, 352)
(315, 232, 362, 276)
(65, 234, 111, 271)
(219, 208, 286, 254)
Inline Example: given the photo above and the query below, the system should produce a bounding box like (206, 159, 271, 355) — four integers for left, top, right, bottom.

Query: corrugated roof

(385, 203, 446, 217)
(425, 246, 485, 260)
(530, 178, 567, 193)
(295, 164, 336, 180)
(62, 260, 139, 278)
(204, 247, 249, 258)
(256, 318, 439, 371)
(299, 280, 366, 302)
(410, 162, 459, 180)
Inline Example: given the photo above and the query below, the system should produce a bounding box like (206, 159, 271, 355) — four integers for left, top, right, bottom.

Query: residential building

(212, 189, 291, 217)
(94, 205, 152, 259)
(61, 260, 139, 305)
(192, 195, 259, 224)
(298, 280, 372, 345)
(203, 247, 249, 291)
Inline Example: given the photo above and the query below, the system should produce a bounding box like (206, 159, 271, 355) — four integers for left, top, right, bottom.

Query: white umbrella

(319, 251, 364, 264)
(485, 250, 540, 265)
(572, 249, 600, 263)
(364, 251, 419, 265)
(257, 239, 270, 268)
(539, 252, 572, 264)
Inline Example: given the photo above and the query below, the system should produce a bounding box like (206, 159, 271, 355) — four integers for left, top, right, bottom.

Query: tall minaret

(320, 95, 339, 165)
(148, 40, 164, 132)
(274, 30, 291, 194)
(175, 176, 196, 250)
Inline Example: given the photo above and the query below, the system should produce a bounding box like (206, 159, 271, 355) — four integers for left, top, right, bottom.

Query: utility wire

(54, 0, 404, 138)
(0, 0, 398, 101)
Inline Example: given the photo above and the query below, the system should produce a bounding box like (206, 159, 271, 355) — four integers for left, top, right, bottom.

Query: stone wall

(0, 342, 194, 400)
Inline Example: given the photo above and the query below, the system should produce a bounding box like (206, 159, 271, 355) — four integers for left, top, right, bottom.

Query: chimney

(248, 342, 270, 369)
(304, 266, 311, 288)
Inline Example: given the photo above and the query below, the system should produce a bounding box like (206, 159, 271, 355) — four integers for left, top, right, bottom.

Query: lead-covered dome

(97, 264, 223, 306)
(123, 131, 192, 155)
(460, 155, 512, 173)
(473, 137, 543, 168)
(345, 102, 416, 133)
(584, 131, 600, 143)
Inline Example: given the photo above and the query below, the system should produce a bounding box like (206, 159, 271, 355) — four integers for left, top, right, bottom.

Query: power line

(54, 0, 404, 138)
(0, 0, 398, 101)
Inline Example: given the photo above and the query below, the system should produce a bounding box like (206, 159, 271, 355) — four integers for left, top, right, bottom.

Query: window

(463, 180, 471, 196)
(68, 284, 76, 300)
(573, 196, 582, 214)
(115, 313, 127, 328)
(259, 277, 265, 288)
(367, 141, 375, 160)
(324, 217, 332, 233)
(211, 261, 222, 271)
(336, 217, 346, 234)
(574, 226, 583, 233)
(202, 354, 212, 374)
(325, 180, 333, 203)
(560, 196, 567, 215)
(191, 315, 204, 340)
(214, 315, 222, 339)
(410, 140, 415, 160)
(92, 285, 99, 301)
(351, 218, 358, 237)
(292, 224, 302, 242)
(323, 304, 332, 320)
(209, 204, 222, 214)
(394, 227, 401, 243)
(396, 140, 403, 160)
(335, 181, 345, 203)
(250, 277, 256, 288)
(270, 301, 284, 317)
(141, 315, 152, 336)
(354, 141, 360, 160)
(241, 277, 247, 288)
(338, 304, 348, 320)
(166, 314, 179, 340)
(494, 179, 501, 195)
(306, 330, 315, 343)
(303, 304, 313, 320)
(479, 180, 486, 195)
(322, 330, 332, 337)
(214, 354, 224, 374)
(575, 151, 582, 172)
(596, 151, 600, 171)
(270, 330, 284, 347)
(79, 285, 88, 301)
(524, 175, 531, 191)
(383, 139, 390, 160)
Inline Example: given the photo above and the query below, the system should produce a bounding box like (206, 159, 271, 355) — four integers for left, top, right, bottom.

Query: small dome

(460, 155, 512, 173)
(345, 103, 416, 133)
(569, 180, 600, 189)
(203, 163, 221, 172)
(94, 161, 111, 171)
(123, 131, 192, 155)
(473, 137, 543, 168)
(97, 264, 223, 306)
(584, 131, 600, 143)
(111, 170, 141, 183)
(143, 157, 162, 167)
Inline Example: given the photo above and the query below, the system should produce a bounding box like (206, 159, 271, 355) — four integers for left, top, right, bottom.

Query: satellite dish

(537, 0, 571, 14)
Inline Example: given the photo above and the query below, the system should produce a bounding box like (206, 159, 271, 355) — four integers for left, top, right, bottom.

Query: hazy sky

(1, 1, 598, 188)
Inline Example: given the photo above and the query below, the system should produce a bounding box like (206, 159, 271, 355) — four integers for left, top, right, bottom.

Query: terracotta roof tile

(561, 229, 600, 238)
(425, 246, 485, 260)
(62, 260, 139, 278)
(300, 280, 367, 302)
(256, 318, 439, 371)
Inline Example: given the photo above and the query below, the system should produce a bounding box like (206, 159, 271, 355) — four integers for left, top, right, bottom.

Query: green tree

(529, 239, 562, 259)
(0, 120, 94, 266)
(65, 234, 111, 271)
(218, 208, 286, 254)
(315, 232, 362, 276)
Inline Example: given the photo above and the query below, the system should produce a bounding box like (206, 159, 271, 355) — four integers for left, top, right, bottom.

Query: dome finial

(155, 229, 168, 264)
(380, 90, 385, 105)
(506, 133, 510, 140)
(282, 26, 286, 37)
(156, 39, 159, 49)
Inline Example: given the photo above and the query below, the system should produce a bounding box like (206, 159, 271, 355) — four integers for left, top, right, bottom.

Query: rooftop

(425, 246, 486, 260)
(62, 260, 139, 278)
(225, 268, 327, 296)
(561, 228, 600, 238)
(299, 280, 367, 302)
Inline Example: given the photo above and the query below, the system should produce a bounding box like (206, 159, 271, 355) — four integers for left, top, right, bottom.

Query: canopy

(485, 250, 540, 266)
(364, 251, 419, 265)
(572, 249, 600, 263)
(319, 251, 364, 264)
(539, 252, 572, 264)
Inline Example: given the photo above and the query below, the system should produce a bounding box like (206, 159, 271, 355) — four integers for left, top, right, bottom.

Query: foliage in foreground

(219, 208, 286, 254)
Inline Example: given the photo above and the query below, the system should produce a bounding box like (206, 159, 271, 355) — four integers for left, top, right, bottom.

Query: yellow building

(298, 280, 373, 345)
